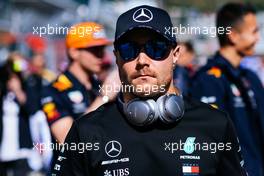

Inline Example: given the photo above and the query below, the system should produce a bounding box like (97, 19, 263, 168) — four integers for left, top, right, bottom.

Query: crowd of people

(0, 2, 263, 176)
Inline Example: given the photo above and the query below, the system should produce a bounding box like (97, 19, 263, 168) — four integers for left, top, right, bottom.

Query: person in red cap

(41, 22, 118, 144)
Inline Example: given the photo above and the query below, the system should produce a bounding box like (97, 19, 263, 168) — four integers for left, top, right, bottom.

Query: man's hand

(100, 69, 121, 101)
(86, 69, 121, 113)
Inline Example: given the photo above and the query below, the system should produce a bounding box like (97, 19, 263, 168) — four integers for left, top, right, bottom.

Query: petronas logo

(184, 137, 196, 154)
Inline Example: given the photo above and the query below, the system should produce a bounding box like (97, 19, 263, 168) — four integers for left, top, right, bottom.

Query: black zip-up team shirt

(51, 97, 246, 176)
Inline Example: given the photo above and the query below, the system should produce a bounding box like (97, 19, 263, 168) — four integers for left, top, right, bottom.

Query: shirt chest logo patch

(105, 141, 122, 158)
(103, 168, 130, 176)
(230, 84, 241, 97)
(207, 67, 222, 78)
(68, 91, 84, 104)
(101, 140, 130, 166)
(230, 84, 246, 108)
(180, 137, 200, 160)
(182, 163, 200, 175)
(52, 74, 72, 91)
(72, 103, 86, 114)
(184, 137, 196, 154)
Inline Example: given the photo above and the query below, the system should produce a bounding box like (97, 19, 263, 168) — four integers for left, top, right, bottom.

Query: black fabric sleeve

(51, 122, 88, 176)
(217, 115, 247, 176)
(41, 86, 71, 126)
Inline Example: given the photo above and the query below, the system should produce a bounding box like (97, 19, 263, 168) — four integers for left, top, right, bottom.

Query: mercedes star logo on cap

(105, 140, 122, 158)
(133, 8, 153, 23)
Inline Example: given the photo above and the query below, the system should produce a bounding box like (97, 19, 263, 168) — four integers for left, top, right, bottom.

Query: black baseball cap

(114, 5, 176, 45)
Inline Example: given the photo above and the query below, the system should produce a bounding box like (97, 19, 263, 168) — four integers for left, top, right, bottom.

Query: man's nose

(136, 51, 151, 68)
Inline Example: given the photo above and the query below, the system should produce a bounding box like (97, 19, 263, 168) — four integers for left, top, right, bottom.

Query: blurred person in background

(29, 53, 56, 86)
(41, 22, 119, 145)
(191, 3, 264, 176)
(26, 53, 56, 116)
(24, 52, 55, 173)
(173, 41, 195, 96)
(0, 53, 38, 175)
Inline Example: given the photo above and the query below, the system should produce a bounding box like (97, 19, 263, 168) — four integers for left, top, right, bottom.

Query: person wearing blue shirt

(191, 3, 264, 176)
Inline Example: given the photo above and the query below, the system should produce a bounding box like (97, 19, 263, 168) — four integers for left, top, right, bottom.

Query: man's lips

(131, 72, 156, 79)
(136, 75, 153, 78)
(132, 75, 156, 80)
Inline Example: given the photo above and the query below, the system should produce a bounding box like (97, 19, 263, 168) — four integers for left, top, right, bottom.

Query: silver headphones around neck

(118, 94, 185, 126)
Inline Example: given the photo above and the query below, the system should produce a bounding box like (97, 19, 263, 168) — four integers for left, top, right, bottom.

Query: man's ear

(228, 28, 240, 45)
(68, 48, 80, 61)
(172, 45, 180, 66)
(113, 49, 121, 65)
(113, 49, 117, 58)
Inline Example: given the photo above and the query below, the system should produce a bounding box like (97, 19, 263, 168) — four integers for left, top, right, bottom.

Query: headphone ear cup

(157, 94, 185, 124)
(146, 99, 159, 123)
(156, 95, 168, 123)
(125, 99, 158, 126)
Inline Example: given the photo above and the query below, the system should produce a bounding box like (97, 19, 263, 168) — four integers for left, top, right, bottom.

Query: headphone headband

(118, 93, 185, 126)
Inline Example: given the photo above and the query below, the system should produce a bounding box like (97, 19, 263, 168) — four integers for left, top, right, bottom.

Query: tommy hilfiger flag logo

(182, 164, 199, 175)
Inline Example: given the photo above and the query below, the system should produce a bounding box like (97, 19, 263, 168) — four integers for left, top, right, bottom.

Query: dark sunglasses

(115, 40, 174, 61)
(78, 46, 105, 58)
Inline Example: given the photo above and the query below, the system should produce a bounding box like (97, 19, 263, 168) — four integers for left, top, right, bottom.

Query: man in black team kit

(51, 5, 246, 176)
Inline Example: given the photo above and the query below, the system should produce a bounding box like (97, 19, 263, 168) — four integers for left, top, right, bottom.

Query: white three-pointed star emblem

(133, 8, 153, 23)
(105, 140, 122, 158)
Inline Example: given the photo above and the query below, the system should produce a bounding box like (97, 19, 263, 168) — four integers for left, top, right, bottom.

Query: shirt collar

(210, 52, 243, 78)
(64, 70, 100, 93)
